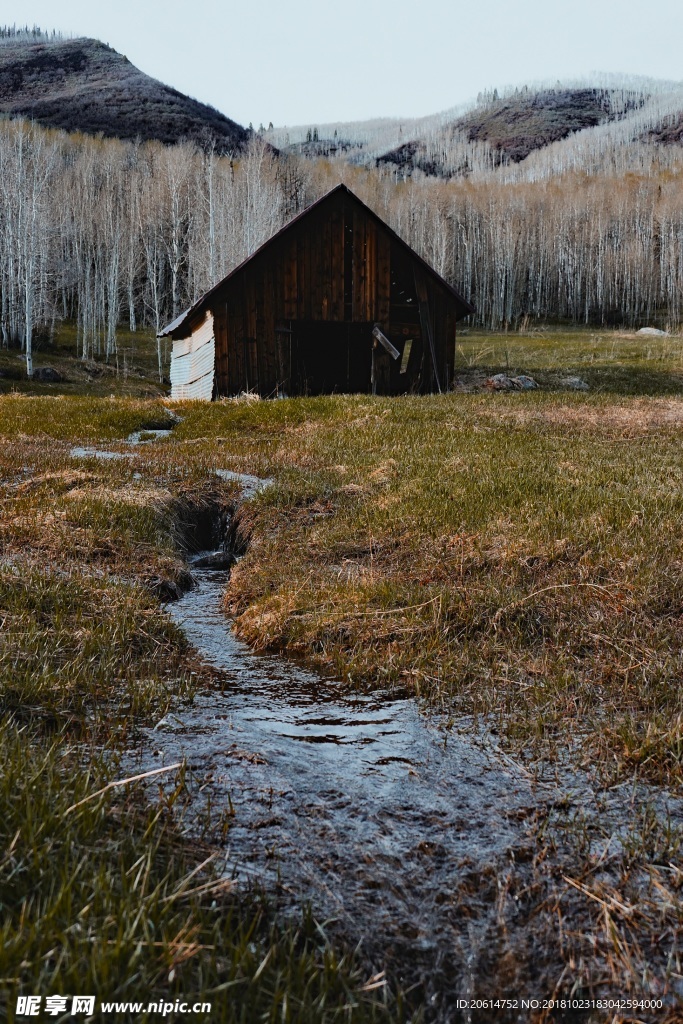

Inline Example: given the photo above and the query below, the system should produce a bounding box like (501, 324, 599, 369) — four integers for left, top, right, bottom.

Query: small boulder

(485, 374, 517, 391)
(636, 327, 669, 337)
(512, 375, 538, 390)
(32, 367, 64, 382)
(190, 550, 235, 570)
(560, 376, 589, 391)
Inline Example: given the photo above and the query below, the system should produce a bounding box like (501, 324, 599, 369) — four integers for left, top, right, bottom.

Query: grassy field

(2, 327, 683, 1018)
(0, 398, 394, 1023)
(457, 324, 683, 394)
(0, 324, 169, 397)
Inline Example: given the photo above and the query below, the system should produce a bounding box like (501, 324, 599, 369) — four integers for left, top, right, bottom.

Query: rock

(560, 376, 589, 391)
(485, 373, 539, 391)
(485, 374, 517, 390)
(146, 567, 195, 600)
(190, 550, 235, 570)
(32, 367, 64, 382)
(636, 327, 669, 337)
(512, 375, 538, 389)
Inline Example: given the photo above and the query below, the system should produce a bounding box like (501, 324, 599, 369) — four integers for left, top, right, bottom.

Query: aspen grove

(2, 116, 683, 378)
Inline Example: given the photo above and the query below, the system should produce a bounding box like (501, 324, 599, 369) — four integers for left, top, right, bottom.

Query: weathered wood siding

(166, 186, 469, 399)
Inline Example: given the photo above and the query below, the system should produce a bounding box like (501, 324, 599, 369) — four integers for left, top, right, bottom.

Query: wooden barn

(160, 184, 474, 399)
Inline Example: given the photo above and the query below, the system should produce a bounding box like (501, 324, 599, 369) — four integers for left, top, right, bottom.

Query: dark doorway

(291, 321, 373, 395)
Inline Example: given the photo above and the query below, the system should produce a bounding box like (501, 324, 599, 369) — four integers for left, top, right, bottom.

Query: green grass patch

(0, 726, 391, 1023)
(0, 323, 169, 398)
(4, 330, 683, 1013)
(456, 325, 683, 394)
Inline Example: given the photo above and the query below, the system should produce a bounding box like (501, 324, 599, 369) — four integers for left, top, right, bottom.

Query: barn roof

(160, 183, 474, 338)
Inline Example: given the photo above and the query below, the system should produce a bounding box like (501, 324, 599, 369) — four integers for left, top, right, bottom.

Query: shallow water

(128, 567, 544, 1005)
(69, 446, 133, 460)
(214, 468, 273, 497)
(70, 427, 173, 461)
(125, 427, 174, 445)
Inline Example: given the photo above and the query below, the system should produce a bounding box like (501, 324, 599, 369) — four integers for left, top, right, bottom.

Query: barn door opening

(290, 321, 373, 395)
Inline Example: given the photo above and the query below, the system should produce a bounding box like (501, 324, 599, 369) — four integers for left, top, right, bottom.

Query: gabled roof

(159, 183, 474, 337)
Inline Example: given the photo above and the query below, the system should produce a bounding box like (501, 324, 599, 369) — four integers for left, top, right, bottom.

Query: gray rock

(485, 373, 517, 390)
(636, 327, 669, 337)
(512, 375, 538, 390)
(190, 550, 235, 570)
(560, 376, 589, 391)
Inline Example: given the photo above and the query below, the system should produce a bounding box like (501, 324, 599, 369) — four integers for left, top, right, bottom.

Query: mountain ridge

(266, 75, 683, 180)
(0, 36, 248, 152)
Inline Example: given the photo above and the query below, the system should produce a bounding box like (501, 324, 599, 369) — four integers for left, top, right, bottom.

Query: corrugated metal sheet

(172, 313, 215, 358)
(171, 369, 216, 400)
(170, 312, 215, 401)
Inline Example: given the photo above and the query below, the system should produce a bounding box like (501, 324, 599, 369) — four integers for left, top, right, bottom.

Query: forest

(3, 75, 683, 380)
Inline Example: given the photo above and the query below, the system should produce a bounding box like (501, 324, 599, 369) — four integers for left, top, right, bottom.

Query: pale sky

(13, 0, 683, 127)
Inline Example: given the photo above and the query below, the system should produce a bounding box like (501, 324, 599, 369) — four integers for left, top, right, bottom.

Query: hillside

(378, 87, 645, 172)
(385, 87, 646, 169)
(0, 36, 248, 151)
(267, 76, 683, 181)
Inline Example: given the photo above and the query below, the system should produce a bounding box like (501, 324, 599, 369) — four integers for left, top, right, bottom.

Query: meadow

(2, 326, 683, 1019)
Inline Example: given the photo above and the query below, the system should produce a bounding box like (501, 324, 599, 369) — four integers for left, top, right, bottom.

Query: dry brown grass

(3, 385, 683, 1015)
(485, 395, 683, 435)
(0, 396, 391, 1023)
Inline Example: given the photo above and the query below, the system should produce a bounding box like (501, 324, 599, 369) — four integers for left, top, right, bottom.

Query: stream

(68, 448, 683, 1014)
(70, 436, 552, 1010)
(126, 539, 549, 1011)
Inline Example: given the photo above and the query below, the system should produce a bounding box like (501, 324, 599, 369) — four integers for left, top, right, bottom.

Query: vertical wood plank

(321, 208, 331, 320)
(297, 229, 306, 320)
(414, 268, 441, 393)
(330, 200, 343, 320)
(365, 219, 376, 322)
(352, 210, 365, 321)
(377, 230, 391, 325)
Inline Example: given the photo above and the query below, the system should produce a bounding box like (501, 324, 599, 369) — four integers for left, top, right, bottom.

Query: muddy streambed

(126, 565, 554, 1012)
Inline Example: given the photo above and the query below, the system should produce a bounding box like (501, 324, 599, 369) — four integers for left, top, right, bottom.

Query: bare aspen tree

(2, 101, 683, 358)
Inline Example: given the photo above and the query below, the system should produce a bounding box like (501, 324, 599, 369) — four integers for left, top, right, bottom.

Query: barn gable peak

(160, 184, 473, 340)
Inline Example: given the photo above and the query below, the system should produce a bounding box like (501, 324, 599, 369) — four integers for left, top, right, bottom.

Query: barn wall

(209, 192, 457, 398)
